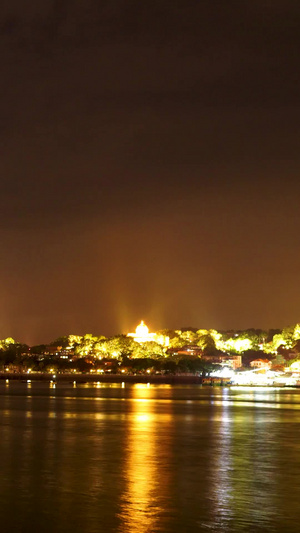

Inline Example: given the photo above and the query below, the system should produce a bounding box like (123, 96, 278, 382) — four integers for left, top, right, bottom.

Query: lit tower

(127, 320, 169, 347)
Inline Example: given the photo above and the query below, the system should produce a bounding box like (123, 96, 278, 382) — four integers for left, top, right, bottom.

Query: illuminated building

(127, 320, 169, 347)
(167, 345, 205, 357)
(250, 359, 272, 370)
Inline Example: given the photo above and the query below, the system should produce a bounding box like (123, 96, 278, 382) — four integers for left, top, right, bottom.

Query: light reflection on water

(209, 398, 279, 532)
(210, 400, 234, 529)
(118, 386, 172, 533)
(1, 382, 300, 532)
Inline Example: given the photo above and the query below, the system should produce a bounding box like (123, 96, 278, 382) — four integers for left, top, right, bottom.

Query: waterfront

(1, 383, 300, 532)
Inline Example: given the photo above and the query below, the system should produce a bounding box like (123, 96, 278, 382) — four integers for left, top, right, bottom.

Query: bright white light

(210, 367, 234, 379)
(232, 371, 274, 386)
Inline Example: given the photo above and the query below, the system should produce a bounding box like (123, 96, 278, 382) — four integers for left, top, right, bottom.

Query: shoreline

(0, 372, 221, 385)
(1, 372, 298, 388)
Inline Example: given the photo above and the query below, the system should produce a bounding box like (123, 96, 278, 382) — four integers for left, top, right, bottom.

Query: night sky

(1, 1, 300, 344)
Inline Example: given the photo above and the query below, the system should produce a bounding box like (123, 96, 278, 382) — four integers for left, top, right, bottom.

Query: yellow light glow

(119, 391, 156, 531)
(136, 320, 149, 336)
(225, 338, 252, 353)
(127, 320, 169, 346)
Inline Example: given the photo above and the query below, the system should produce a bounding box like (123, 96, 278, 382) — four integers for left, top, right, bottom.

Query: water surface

(1, 382, 300, 532)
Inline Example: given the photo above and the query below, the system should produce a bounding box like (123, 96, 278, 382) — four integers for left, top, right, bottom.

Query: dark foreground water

(1, 383, 300, 533)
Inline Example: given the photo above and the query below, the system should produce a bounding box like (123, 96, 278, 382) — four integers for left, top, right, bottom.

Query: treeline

(0, 353, 217, 376)
(0, 322, 300, 371)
